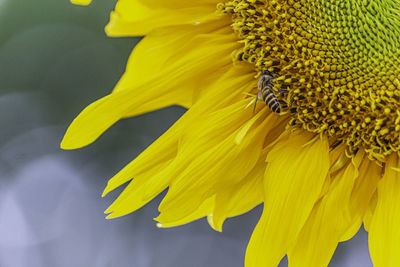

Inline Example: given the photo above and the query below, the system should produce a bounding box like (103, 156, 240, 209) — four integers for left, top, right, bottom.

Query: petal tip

(207, 215, 223, 232)
(60, 136, 75, 150)
(102, 185, 112, 197)
(70, 0, 92, 6)
(105, 212, 122, 219)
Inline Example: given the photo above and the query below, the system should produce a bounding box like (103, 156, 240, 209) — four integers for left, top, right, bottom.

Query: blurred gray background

(0, 0, 373, 266)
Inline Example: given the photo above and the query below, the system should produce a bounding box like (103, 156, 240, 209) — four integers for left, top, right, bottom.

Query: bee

(255, 70, 282, 113)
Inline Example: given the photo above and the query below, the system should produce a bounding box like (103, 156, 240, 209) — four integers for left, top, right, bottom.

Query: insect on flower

(254, 70, 286, 113)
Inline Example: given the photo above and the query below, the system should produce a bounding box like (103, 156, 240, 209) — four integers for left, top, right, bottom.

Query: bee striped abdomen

(257, 70, 282, 114)
(262, 88, 281, 113)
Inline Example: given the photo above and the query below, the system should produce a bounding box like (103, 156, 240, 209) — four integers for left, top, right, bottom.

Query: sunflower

(62, 0, 400, 266)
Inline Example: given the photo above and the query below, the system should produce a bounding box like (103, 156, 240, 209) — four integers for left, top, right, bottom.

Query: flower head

(62, 0, 400, 266)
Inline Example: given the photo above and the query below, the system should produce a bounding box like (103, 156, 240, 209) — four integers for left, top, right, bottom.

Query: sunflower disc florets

(220, 0, 400, 161)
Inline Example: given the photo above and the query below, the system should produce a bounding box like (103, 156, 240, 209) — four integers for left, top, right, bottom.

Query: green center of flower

(220, 0, 400, 161)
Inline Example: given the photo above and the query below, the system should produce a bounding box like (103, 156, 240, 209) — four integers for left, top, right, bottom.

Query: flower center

(220, 0, 400, 161)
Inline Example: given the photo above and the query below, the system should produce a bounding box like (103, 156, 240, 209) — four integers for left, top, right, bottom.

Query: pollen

(220, 0, 400, 161)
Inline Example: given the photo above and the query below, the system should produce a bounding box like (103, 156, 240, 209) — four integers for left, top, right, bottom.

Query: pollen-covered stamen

(219, 0, 400, 161)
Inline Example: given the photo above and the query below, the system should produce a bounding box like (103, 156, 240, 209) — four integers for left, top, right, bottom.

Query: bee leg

(253, 91, 261, 113)
(279, 99, 287, 109)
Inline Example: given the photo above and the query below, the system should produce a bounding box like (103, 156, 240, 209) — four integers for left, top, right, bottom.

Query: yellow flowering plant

(63, 0, 400, 266)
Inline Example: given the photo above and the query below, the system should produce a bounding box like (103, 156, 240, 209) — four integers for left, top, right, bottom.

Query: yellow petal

(208, 115, 287, 232)
(315, 143, 347, 200)
(137, 0, 219, 8)
(245, 131, 330, 267)
(329, 142, 347, 167)
(209, 157, 265, 232)
(61, 33, 240, 150)
(158, 196, 215, 228)
(70, 0, 91, 5)
(106, 0, 223, 37)
(288, 152, 363, 267)
(340, 156, 381, 241)
(369, 154, 400, 267)
(105, 160, 171, 219)
(102, 119, 182, 198)
(103, 67, 253, 218)
(60, 87, 163, 150)
(363, 192, 377, 233)
(156, 103, 270, 224)
(113, 26, 237, 114)
(106, 65, 253, 195)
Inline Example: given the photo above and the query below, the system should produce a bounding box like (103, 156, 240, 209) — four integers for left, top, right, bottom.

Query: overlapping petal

(103, 65, 254, 218)
(209, 157, 265, 232)
(288, 152, 363, 267)
(245, 131, 330, 267)
(155, 102, 271, 223)
(340, 155, 381, 241)
(106, 0, 223, 37)
(61, 31, 241, 149)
